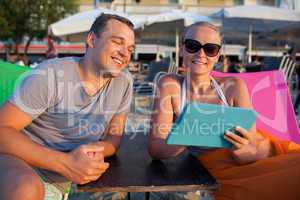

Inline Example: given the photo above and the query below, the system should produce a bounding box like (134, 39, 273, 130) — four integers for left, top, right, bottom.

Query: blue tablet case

(166, 102, 257, 148)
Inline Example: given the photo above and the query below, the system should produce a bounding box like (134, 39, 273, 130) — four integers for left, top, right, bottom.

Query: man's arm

(94, 72, 133, 158)
(0, 102, 68, 174)
(96, 113, 128, 157)
(0, 102, 108, 184)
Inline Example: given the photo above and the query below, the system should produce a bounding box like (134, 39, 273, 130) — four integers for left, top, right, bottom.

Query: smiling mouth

(112, 57, 124, 66)
(192, 60, 207, 65)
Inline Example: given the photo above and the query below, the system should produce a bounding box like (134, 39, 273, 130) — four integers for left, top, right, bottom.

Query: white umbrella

(48, 8, 146, 36)
(145, 9, 211, 27)
(211, 5, 300, 62)
(141, 9, 212, 66)
(49, 8, 211, 66)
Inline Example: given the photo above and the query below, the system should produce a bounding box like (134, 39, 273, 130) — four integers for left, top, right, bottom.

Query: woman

(148, 22, 300, 200)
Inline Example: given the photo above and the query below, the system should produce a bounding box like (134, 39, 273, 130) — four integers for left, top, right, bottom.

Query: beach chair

(212, 70, 300, 145)
(262, 55, 298, 85)
(167, 60, 178, 74)
(0, 61, 31, 106)
(279, 55, 298, 83)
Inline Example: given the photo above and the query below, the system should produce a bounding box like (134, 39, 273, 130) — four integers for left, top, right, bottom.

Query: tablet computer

(166, 102, 257, 148)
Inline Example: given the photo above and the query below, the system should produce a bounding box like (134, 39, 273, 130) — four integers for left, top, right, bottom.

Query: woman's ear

(217, 46, 223, 61)
(179, 44, 183, 57)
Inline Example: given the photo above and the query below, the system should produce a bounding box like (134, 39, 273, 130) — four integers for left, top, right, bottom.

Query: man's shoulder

(114, 69, 133, 85)
(35, 56, 80, 72)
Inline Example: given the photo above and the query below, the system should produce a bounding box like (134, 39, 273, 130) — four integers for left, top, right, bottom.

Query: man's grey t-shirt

(9, 57, 133, 151)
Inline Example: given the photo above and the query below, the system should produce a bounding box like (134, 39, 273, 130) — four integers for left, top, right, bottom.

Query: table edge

(76, 183, 219, 193)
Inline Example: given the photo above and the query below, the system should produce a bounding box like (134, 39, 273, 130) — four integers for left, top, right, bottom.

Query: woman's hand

(224, 126, 261, 165)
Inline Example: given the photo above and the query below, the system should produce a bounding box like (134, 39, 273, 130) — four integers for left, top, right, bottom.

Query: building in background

(73, 0, 285, 61)
(78, 0, 277, 14)
(1, 0, 295, 62)
(277, 0, 300, 11)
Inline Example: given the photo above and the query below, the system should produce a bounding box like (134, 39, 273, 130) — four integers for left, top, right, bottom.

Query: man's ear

(86, 32, 95, 48)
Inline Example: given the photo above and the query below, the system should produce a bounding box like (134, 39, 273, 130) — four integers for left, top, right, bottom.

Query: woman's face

(181, 25, 221, 76)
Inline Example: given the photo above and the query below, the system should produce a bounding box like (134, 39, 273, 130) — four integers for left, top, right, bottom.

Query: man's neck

(78, 57, 110, 96)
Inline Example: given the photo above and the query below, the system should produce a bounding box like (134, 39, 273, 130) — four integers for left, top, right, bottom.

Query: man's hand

(62, 143, 109, 185)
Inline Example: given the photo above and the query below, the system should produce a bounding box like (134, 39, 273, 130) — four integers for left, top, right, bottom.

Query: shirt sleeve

(8, 60, 57, 119)
(116, 73, 133, 115)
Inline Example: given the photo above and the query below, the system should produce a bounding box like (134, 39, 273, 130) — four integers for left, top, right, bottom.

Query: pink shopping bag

(211, 70, 300, 145)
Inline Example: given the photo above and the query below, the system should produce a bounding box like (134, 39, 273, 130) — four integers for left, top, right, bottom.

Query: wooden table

(76, 132, 218, 198)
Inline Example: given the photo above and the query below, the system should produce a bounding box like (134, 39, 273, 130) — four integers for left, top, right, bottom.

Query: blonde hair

(181, 22, 222, 44)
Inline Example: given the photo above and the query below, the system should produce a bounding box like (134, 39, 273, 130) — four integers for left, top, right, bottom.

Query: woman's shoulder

(156, 73, 183, 95)
(214, 76, 249, 103)
(158, 73, 183, 87)
(214, 76, 246, 90)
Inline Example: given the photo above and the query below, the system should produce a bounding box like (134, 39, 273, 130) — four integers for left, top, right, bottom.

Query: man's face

(88, 19, 135, 77)
(181, 26, 221, 76)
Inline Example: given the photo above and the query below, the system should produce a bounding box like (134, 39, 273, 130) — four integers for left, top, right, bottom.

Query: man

(0, 14, 135, 200)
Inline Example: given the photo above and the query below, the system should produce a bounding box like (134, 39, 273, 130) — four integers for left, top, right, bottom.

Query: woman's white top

(179, 76, 229, 156)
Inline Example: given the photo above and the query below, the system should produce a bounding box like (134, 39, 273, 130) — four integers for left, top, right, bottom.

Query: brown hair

(89, 13, 134, 37)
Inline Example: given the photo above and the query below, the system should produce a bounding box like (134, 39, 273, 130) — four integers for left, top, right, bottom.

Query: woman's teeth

(192, 60, 206, 64)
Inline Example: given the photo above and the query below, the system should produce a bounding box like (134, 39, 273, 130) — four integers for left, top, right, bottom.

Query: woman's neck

(187, 74, 212, 94)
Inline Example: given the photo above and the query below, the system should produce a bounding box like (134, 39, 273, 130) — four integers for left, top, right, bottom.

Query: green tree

(0, 0, 78, 59)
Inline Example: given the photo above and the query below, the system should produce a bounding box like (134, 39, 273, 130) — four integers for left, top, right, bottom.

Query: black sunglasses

(183, 39, 221, 57)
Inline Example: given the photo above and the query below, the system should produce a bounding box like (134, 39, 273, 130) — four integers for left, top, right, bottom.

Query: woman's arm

(148, 75, 186, 159)
(224, 78, 274, 164)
